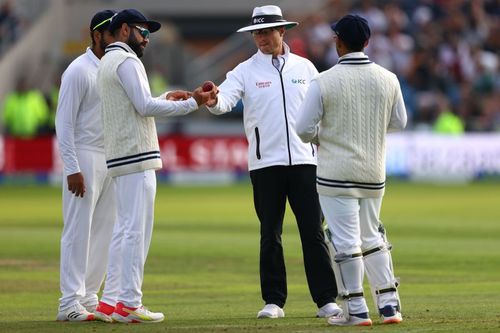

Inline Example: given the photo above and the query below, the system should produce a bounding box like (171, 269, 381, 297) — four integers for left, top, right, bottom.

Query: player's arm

(296, 80, 323, 145)
(387, 78, 407, 133)
(117, 58, 203, 117)
(55, 67, 86, 197)
(165, 90, 192, 101)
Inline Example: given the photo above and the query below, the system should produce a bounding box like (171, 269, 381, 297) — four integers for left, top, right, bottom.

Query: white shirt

(56, 47, 103, 176)
(114, 43, 198, 117)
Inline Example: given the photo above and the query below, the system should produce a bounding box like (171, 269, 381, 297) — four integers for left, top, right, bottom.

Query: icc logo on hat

(237, 5, 298, 33)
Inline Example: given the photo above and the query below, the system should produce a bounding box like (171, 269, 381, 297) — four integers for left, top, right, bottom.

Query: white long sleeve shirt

(115, 49, 198, 117)
(207, 43, 319, 171)
(55, 48, 104, 176)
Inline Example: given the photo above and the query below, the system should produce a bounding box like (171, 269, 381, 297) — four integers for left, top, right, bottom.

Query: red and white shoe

(94, 301, 115, 323)
(56, 303, 94, 322)
(111, 302, 164, 323)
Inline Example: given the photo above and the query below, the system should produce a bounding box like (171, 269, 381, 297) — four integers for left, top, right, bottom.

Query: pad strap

(375, 279, 400, 295)
(338, 291, 364, 300)
(375, 287, 397, 295)
(334, 252, 362, 263)
(362, 246, 384, 257)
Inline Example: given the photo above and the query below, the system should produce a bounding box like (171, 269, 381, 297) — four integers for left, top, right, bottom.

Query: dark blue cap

(90, 9, 116, 31)
(109, 8, 161, 33)
(331, 14, 371, 46)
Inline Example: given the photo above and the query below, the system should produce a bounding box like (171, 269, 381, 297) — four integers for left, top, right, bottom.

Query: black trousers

(250, 165, 338, 308)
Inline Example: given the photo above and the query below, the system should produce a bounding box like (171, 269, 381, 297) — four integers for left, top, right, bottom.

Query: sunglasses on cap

(92, 13, 117, 31)
(129, 25, 150, 39)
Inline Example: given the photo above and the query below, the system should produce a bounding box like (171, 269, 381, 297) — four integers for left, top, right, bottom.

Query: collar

(337, 52, 371, 65)
(256, 42, 290, 64)
(104, 41, 137, 56)
(86, 47, 100, 66)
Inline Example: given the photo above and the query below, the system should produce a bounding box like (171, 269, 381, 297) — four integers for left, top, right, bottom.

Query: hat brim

(142, 20, 161, 33)
(237, 21, 298, 33)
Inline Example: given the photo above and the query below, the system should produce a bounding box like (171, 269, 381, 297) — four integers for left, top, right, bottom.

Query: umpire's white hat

(237, 5, 298, 33)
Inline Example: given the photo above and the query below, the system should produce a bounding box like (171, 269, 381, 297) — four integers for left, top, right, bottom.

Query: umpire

(206, 5, 340, 319)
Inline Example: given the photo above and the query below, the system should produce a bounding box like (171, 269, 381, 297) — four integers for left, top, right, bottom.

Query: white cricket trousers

(319, 196, 384, 254)
(319, 195, 399, 314)
(107, 169, 156, 308)
(59, 149, 116, 311)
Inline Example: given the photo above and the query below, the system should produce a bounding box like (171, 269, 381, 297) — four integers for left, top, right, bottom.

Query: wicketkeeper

(297, 14, 407, 327)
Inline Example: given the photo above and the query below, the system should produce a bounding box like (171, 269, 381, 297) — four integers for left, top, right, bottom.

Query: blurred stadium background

(0, 0, 499, 184)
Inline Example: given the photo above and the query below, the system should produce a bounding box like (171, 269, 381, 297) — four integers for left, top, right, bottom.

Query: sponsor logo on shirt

(291, 79, 306, 84)
(256, 81, 272, 88)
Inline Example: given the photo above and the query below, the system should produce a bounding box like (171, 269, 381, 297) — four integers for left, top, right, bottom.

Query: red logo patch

(256, 81, 272, 88)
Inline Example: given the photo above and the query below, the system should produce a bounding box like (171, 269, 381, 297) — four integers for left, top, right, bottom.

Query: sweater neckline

(337, 52, 371, 65)
(104, 42, 136, 56)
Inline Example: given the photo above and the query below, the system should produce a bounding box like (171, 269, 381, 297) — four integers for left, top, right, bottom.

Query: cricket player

(96, 8, 215, 323)
(297, 14, 407, 326)
(206, 5, 341, 319)
(55, 10, 118, 322)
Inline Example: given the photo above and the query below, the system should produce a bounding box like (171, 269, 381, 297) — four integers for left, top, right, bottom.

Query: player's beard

(99, 37, 108, 52)
(127, 31, 145, 58)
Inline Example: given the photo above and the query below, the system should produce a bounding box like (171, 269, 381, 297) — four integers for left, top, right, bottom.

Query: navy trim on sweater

(338, 57, 372, 65)
(317, 177, 385, 190)
(105, 45, 129, 53)
(107, 150, 161, 169)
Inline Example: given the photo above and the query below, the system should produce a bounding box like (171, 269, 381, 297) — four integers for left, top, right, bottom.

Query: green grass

(0, 181, 499, 332)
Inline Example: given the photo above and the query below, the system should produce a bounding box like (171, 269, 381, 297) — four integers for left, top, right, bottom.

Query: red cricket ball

(202, 81, 214, 92)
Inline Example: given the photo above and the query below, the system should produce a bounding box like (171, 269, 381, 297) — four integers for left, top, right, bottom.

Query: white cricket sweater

(98, 44, 161, 177)
(315, 53, 406, 198)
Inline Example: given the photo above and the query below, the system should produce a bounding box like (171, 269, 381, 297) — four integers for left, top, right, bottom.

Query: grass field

(0, 180, 499, 333)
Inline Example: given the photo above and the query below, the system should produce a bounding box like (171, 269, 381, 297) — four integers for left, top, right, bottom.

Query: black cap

(331, 14, 371, 47)
(109, 8, 161, 33)
(90, 9, 116, 31)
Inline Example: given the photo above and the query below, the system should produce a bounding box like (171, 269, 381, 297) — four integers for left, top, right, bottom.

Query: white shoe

(257, 304, 285, 319)
(111, 302, 164, 323)
(56, 303, 95, 322)
(327, 312, 372, 326)
(316, 302, 343, 318)
(81, 302, 97, 313)
(81, 296, 98, 313)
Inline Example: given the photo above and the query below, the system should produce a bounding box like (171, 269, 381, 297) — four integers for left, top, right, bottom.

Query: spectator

(301, 0, 499, 132)
(433, 94, 465, 134)
(0, 0, 21, 55)
(2, 77, 49, 138)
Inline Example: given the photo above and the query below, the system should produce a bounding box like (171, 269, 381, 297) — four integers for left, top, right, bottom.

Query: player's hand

(166, 90, 192, 101)
(192, 83, 218, 106)
(205, 85, 219, 107)
(67, 172, 86, 198)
